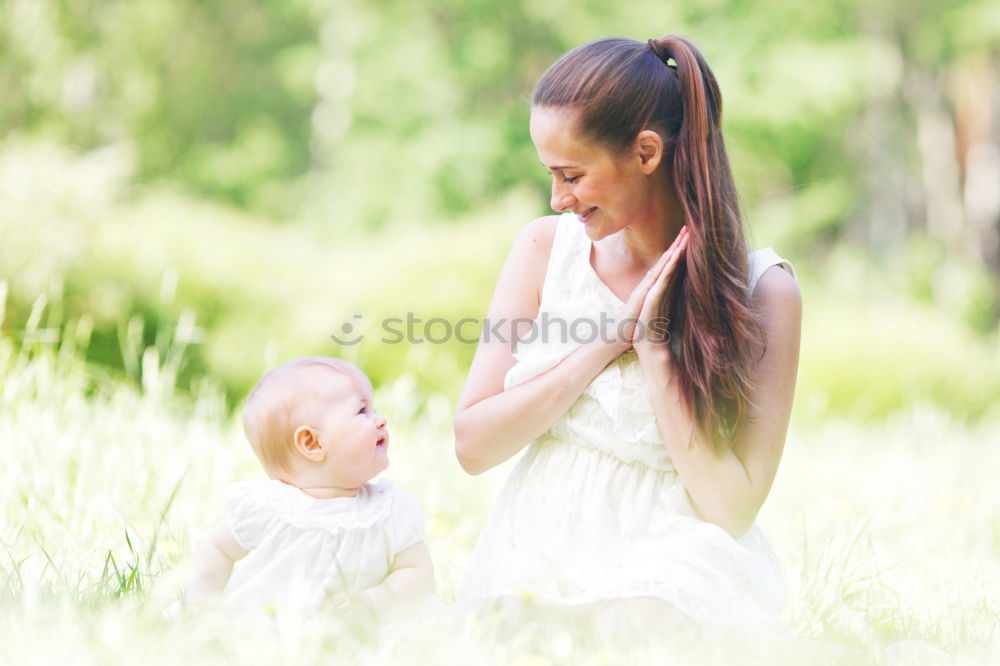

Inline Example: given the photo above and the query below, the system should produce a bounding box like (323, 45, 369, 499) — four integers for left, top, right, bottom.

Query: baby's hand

(329, 587, 382, 617)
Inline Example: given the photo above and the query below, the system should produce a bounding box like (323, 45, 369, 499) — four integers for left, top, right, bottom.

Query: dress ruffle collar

(223, 477, 394, 533)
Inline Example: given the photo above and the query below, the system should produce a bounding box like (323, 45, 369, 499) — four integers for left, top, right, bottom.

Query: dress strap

(538, 212, 589, 306)
(748, 247, 797, 298)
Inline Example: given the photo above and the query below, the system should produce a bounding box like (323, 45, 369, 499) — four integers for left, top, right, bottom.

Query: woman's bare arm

(454, 216, 631, 475)
(638, 265, 802, 538)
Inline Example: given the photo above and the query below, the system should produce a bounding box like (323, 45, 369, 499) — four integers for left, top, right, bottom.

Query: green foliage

(1, 0, 319, 217)
(0, 140, 527, 405)
(1, 1, 998, 417)
(797, 299, 1000, 423)
(893, 233, 1000, 335)
(7, 0, 997, 256)
(792, 240, 1000, 423)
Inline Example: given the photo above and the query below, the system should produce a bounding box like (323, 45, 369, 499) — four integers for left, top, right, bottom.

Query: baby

(185, 356, 435, 615)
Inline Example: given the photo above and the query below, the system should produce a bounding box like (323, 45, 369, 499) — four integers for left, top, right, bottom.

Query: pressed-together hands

(616, 225, 689, 357)
(453, 220, 690, 477)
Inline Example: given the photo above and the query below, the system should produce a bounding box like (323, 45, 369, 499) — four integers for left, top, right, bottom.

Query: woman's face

(529, 106, 660, 241)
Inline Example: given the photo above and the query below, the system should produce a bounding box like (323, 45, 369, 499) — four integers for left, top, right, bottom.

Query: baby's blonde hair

(242, 356, 366, 474)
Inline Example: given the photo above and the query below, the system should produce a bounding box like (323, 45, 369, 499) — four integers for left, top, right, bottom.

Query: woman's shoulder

(748, 249, 802, 326)
(512, 214, 562, 260)
(747, 247, 798, 300)
(753, 262, 800, 305)
(496, 214, 564, 310)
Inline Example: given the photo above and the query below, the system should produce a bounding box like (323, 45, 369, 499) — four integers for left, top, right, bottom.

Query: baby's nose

(374, 413, 387, 428)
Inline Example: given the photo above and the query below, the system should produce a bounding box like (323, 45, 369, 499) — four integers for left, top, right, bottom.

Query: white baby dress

(219, 477, 425, 612)
(458, 212, 798, 634)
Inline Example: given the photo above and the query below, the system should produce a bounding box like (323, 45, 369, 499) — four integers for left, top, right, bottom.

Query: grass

(2, 298, 998, 664)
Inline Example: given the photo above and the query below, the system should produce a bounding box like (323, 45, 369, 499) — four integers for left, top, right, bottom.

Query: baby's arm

(334, 541, 435, 613)
(367, 540, 435, 608)
(185, 519, 249, 606)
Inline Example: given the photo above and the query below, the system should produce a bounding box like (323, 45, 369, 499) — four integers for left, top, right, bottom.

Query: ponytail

(653, 36, 765, 452)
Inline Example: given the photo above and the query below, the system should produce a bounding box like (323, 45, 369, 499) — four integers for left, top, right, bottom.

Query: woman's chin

(581, 223, 609, 241)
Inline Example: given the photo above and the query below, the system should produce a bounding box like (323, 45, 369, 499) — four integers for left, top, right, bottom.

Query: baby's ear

(292, 426, 325, 462)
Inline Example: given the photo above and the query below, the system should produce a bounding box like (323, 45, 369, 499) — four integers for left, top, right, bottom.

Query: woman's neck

(619, 176, 686, 270)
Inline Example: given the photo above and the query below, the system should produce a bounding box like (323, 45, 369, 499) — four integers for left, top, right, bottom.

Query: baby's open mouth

(375, 437, 387, 448)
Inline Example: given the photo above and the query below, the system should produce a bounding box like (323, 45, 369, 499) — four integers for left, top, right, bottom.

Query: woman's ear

(635, 129, 664, 174)
(293, 425, 325, 462)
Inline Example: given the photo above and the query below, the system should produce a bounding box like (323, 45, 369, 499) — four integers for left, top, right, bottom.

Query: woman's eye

(563, 175, 580, 184)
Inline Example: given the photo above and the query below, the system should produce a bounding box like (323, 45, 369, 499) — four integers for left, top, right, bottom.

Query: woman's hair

(532, 35, 766, 453)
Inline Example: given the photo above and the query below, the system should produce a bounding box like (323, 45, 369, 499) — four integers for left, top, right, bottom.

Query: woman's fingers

(645, 227, 689, 294)
(657, 226, 688, 269)
(622, 227, 690, 322)
(658, 231, 689, 286)
(645, 231, 689, 304)
(663, 229, 689, 277)
(636, 227, 688, 295)
(633, 233, 688, 348)
(640, 245, 673, 289)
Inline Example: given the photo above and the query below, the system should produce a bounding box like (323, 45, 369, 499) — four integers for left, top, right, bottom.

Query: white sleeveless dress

(458, 212, 797, 633)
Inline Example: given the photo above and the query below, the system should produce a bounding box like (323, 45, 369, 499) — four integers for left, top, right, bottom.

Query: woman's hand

(617, 226, 689, 354)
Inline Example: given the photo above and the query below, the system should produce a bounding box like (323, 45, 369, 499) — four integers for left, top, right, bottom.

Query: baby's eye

(357, 406, 368, 415)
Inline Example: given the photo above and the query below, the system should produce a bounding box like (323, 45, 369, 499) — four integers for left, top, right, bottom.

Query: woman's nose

(550, 181, 575, 213)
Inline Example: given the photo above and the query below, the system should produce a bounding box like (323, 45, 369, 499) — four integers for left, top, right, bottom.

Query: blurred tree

(0, 0, 319, 217)
(845, 0, 1000, 329)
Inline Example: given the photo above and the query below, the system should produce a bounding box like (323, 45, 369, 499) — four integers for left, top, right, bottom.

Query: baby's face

(311, 369, 389, 485)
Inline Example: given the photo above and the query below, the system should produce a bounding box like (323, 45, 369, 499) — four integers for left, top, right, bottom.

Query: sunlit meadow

(3, 1, 1000, 655)
(2, 278, 998, 664)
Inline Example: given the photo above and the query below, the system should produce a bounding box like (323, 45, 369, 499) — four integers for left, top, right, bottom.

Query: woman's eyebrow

(541, 162, 577, 171)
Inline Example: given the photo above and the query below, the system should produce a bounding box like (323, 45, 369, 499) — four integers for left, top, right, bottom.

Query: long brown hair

(532, 35, 766, 452)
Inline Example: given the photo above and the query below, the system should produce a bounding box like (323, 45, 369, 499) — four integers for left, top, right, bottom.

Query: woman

(453, 34, 801, 639)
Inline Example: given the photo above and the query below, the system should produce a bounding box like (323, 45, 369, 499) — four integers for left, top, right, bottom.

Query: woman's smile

(576, 206, 598, 223)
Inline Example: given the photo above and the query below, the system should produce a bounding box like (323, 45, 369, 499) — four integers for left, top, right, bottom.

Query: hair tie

(647, 39, 677, 70)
